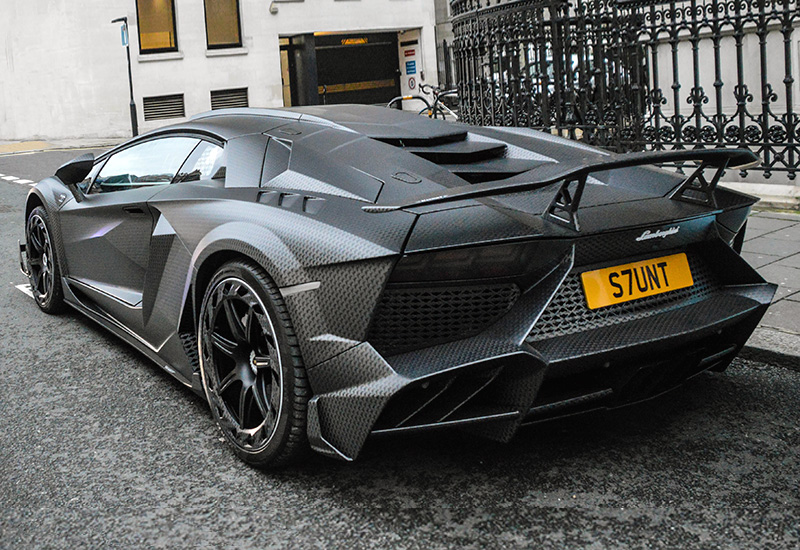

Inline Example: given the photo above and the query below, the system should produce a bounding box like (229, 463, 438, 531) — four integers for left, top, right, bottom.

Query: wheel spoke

(211, 332, 237, 358)
(244, 307, 257, 342)
(238, 384, 252, 426)
(31, 269, 41, 293)
(218, 369, 238, 393)
(223, 299, 246, 343)
(41, 271, 50, 295)
(252, 382, 272, 419)
(29, 227, 44, 253)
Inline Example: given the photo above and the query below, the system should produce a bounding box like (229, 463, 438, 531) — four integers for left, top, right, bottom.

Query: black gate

(450, 0, 799, 179)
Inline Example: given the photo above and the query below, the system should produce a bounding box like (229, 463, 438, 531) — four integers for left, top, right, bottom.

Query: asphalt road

(1, 150, 798, 549)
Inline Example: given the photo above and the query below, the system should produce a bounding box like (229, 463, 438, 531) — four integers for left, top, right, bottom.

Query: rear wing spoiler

(363, 148, 759, 232)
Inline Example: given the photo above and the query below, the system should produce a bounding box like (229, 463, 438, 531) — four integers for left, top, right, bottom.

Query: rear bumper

(305, 243, 776, 461)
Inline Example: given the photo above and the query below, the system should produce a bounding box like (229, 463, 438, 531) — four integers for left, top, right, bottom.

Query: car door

(138, 139, 229, 348)
(58, 136, 200, 332)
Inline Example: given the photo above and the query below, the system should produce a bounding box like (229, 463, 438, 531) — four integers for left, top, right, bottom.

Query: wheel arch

(25, 190, 45, 220)
(182, 223, 300, 336)
(189, 250, 259, 327)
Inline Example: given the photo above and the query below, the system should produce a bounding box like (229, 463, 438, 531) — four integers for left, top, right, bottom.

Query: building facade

(0, 0, 438, 140)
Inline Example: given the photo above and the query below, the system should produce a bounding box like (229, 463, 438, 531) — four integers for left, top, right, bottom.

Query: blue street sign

(121, 25, 128, 47)
(405, 60, 416, 75)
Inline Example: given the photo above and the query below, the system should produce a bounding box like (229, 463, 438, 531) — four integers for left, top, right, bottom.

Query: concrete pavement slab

(741, 251, 782, 269)
(780, 253, 800, 269)
(754, 210, 800, 221)
(742, 236, 800, 257)
(745, 216, 796, 232)
(758, 227, 800, 241)
(756, 263, 800, 301)
(761, 300, 800, 334)
(743, 227, 777, 240)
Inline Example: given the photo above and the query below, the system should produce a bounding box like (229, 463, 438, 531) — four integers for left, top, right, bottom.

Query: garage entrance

(280, 32, 401, 107)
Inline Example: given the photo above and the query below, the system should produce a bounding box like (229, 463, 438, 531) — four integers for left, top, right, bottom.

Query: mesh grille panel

(527, 253, 720, 342)
(368, 283, 520, 356)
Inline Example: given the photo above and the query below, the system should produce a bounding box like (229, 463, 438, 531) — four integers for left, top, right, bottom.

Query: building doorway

(280, 31, 401, 107)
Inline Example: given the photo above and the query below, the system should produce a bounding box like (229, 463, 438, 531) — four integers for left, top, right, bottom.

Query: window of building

(136, 0, 179, 53)
(204, 0, 242, 49)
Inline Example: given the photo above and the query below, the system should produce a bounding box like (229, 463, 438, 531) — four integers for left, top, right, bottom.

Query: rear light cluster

(389, 240, 565, 283)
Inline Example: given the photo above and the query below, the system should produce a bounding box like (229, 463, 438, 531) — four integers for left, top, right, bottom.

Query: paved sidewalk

(741, 209, 800, 363)
(0, 138, 125, 156)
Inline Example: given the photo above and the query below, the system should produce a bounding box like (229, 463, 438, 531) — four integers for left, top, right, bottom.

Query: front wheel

(26, 206, 66, 313)
(198, 260, 309, 467)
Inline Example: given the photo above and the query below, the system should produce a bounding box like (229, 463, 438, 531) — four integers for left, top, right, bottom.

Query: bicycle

(386, 84, 460, 121)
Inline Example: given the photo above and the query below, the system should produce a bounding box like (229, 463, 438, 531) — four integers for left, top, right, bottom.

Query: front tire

(26, 206, 66, 314)
(198, 260, 309, 467)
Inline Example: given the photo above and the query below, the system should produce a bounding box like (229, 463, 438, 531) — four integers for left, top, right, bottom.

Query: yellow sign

(318, 79, 395, 95)
(342, 37, 368, 45)
(580, 253, 694, 310)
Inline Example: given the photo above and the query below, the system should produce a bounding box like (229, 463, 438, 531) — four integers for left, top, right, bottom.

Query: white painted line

(0, 173, 4, 177)
(2, 175, 19, 181)
(28, 183, 36, 187)
(16, 179, 33, 184)
(15, 283, 34, 299)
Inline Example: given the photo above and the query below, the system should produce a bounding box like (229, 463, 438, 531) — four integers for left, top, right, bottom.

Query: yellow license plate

(580, 253, 694, 310)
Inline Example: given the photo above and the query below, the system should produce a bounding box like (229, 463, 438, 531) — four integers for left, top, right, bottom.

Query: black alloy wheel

(26, 206, 65, 313)
(199, 260, 308, 467)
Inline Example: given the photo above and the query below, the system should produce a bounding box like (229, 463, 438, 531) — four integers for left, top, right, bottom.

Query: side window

(174, 141, 226, 183)
(78, 160, 105, 193)
(92, 137, 199, 193)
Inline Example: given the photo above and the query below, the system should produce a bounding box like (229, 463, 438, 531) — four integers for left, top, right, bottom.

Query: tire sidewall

(199, 261, 297, 465)
(26, 206, 63, 313)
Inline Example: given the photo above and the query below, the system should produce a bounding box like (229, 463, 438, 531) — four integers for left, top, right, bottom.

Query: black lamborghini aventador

(21, 105, 775, 467)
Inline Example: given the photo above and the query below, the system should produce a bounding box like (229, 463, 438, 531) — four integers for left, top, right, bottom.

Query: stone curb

(740, 327, 800, 371)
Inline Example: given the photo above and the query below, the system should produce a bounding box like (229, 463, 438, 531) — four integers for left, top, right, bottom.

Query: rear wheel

(198, 260, 309, 467)
(26, 206, 65, 314)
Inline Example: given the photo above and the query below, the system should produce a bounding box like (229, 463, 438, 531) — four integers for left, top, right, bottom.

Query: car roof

(180, 105, 465, 142)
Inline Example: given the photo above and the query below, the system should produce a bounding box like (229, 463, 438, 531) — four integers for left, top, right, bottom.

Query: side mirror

(55, 153, 94, 185)
(55, 153, 94, 203)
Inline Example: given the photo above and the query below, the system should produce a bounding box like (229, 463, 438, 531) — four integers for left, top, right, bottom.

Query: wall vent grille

(211, 87, 249, 110)
(143, 94, 185, 121)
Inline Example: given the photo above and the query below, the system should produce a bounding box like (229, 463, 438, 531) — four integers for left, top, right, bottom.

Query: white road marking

(1, 173, 36, 187)
(15, 283, 34, 299)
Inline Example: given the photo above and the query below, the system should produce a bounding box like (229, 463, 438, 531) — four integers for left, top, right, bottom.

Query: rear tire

(198, 260, 309, 468)
(25, 206, 66, 314)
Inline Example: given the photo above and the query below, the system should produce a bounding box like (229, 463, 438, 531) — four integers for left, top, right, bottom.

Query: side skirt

(61, 278, 196, 390)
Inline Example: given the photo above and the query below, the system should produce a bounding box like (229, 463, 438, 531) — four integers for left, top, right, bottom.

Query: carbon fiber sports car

(21, 105, 775, 467)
